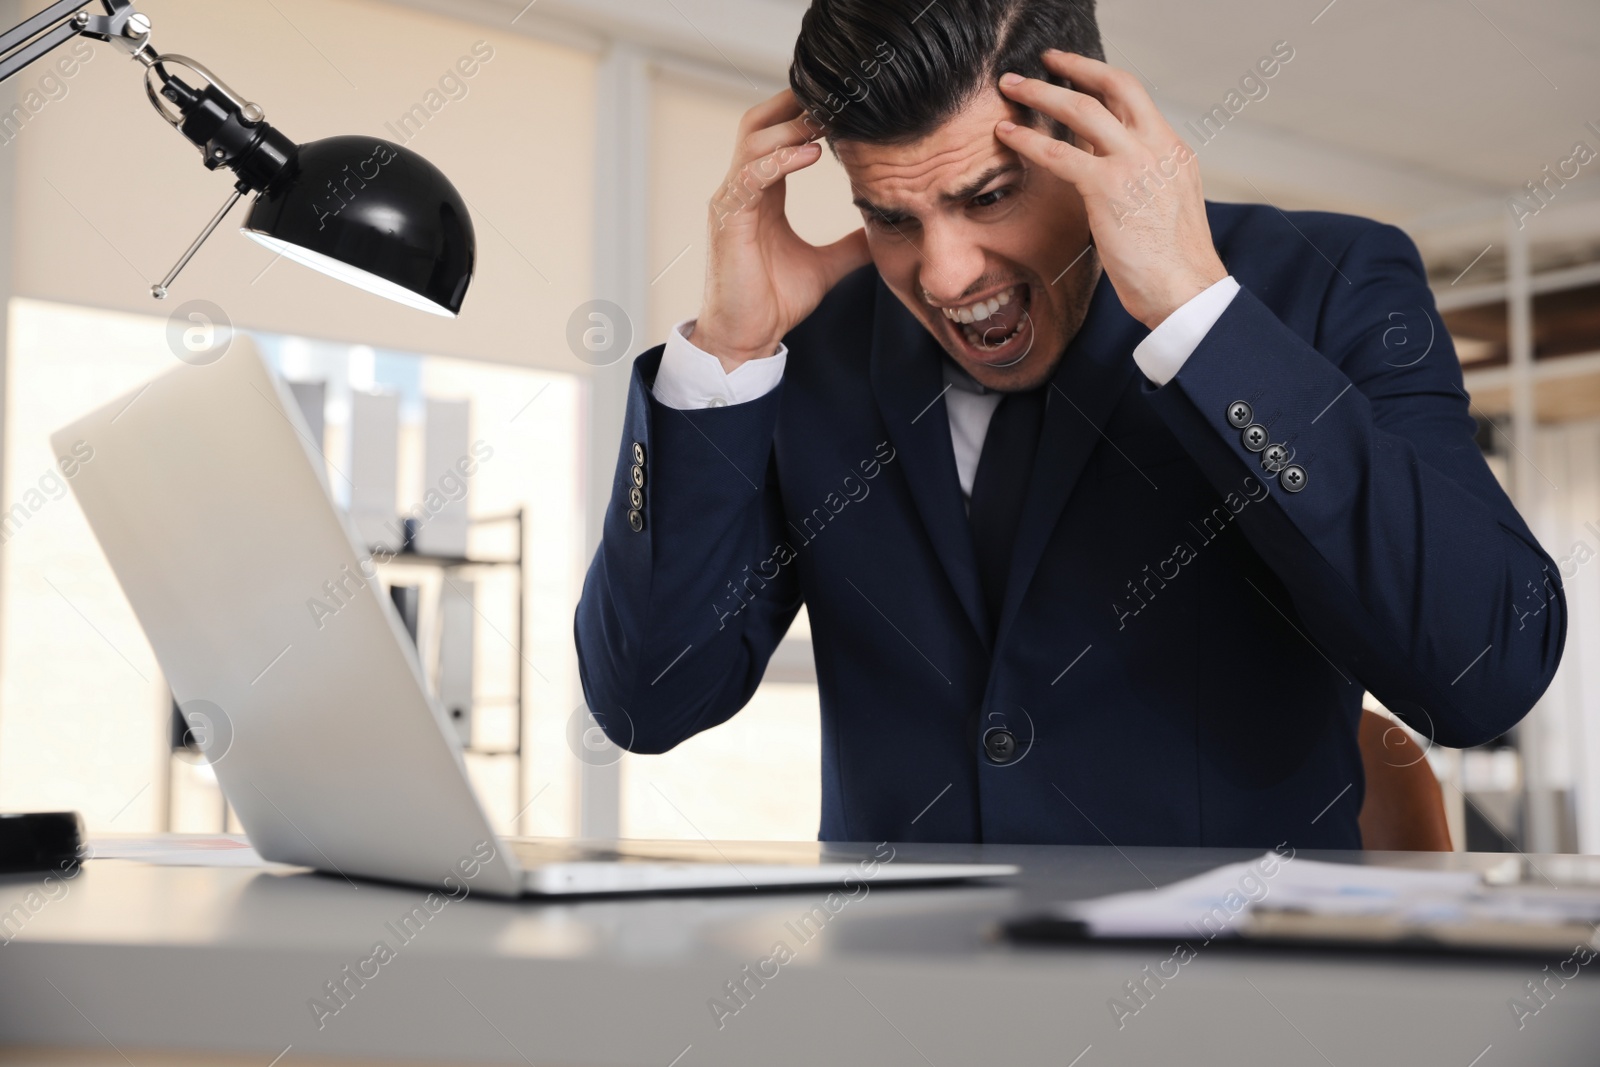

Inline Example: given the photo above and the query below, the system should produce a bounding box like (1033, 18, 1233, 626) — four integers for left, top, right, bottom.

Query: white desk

(1, 840, 1597, 1066)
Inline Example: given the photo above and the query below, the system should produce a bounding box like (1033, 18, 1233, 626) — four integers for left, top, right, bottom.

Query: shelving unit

(373, 508, 529, 833)
(163, 508, 529, 835)
(1412, 193, 1600, 855)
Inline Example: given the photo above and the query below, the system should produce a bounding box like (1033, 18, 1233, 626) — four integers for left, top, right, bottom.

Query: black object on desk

(0, 811, 85, 875)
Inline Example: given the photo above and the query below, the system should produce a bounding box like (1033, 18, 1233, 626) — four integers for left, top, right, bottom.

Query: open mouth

(936, 283, 1035, 367)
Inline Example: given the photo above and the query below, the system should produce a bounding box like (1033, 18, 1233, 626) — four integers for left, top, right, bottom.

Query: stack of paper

(1033, 852, 1600, 953)
(88, 834, 268, 868)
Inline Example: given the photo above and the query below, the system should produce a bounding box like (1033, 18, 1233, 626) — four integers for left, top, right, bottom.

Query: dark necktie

(968, 388, 1046, 636)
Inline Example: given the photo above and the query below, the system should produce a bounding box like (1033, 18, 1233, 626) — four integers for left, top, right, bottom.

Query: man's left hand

(995, 50, 1227, 331)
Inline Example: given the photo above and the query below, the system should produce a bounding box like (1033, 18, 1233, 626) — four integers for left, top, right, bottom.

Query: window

(0, 298, 583, 837)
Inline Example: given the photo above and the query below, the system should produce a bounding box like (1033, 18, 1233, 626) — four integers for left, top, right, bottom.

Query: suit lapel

(995, 272, 1146, 647)
(869, 277, 991, 650)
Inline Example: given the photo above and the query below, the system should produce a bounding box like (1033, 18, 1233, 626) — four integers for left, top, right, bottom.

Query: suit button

(629, 486, 644, 510)
(1280, 465, 1308, 493)
(630, 464, 646, 489)
(632, 441, 646, 465)
(1241, 423, 1269, 452)
(1227, 400, 1253, 428)
(1261, 443, 1290, 472)
(627, 509, 645, 532)
(983, 728, 1018, 765)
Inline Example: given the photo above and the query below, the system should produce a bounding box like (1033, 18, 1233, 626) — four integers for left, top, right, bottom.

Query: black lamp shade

(241, 136, 475, 317)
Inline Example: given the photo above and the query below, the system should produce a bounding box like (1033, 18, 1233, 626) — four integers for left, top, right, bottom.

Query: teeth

(960, 315, 1024, 352)
(937, 285, 1019, 324)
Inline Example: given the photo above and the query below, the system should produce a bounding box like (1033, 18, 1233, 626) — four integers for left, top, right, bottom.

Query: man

(575, 0, 1565, 850)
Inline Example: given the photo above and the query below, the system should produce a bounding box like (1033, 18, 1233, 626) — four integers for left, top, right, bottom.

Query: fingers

(993, 118, 1094, 185)
(741, 111, 824, 168)
(815, 228, 871, 289)
(711, 140, 823, 222)
(744, 140, 822, 196)
(737, 89, 804, 139)
(735, 90, 831, 155)
(713, 90, 833, 225)
(997, 71, 1137, 155)
(1039, 50, 1163, 130)
(722, 89, 828, 203)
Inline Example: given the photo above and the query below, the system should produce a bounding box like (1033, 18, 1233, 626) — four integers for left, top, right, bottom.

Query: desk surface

(2, 840, 1598, 1067)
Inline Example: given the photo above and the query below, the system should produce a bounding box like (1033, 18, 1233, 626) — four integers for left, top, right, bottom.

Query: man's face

(835, 88, 1099, 392)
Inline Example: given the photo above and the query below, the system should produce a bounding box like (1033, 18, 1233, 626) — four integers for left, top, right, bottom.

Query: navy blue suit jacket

(575, 202, 1566, 850)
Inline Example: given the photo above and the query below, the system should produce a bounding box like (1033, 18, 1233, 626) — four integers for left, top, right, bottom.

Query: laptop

(52, 336, 1018, 897)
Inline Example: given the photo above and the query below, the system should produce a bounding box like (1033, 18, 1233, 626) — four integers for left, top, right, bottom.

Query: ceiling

(419, 0, 1600, 235)
(1097, 0, 1599, 207)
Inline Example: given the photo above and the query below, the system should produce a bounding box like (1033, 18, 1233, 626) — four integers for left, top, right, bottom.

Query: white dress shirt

(651, 276, 1242, 498)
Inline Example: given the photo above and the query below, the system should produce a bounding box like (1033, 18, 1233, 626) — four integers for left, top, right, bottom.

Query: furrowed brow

(852, 195, 909, 225)
(852, 162, 1023, 223)
(941, 163, 1021, 205)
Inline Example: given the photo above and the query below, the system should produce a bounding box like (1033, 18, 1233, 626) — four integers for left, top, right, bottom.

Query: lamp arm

(1, 0, 472, 315)
(1, 0, 301, 299)
(0, 9, 84, 83)
(0, 0, 150, 83)
(1, 0, 296, 192)
(0, 0, 289, 189)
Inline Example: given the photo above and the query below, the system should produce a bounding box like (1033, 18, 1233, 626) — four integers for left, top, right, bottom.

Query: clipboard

(999, 851, 1600, 958)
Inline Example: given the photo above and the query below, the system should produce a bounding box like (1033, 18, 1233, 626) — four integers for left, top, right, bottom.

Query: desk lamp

(0, 0, 475, 315)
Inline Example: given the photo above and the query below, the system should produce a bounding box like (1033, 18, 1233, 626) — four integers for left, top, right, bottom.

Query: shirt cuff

(649, 319, 788, 410)
(1132, 276, 1241, 387)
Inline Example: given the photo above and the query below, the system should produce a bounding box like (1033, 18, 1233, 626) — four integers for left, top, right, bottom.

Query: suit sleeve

(1144, 222, 1566, 748)
(573, 348, 801, 754)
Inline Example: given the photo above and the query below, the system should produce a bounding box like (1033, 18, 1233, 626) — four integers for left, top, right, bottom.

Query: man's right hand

(693, 90, 871, 372)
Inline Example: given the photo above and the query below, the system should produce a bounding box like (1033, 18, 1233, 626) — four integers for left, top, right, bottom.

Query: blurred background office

(0, 0, 1595, 854)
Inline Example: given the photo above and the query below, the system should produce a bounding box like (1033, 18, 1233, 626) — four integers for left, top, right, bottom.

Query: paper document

(88, 834, 271, 868)
(1038, 851, 1600, 952)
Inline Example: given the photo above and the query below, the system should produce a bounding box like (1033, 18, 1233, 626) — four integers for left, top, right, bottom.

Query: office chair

(1357, 707, 1453, 851)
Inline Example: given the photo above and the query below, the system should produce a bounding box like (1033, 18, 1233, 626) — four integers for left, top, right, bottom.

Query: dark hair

(790, 0, 1104, 145)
